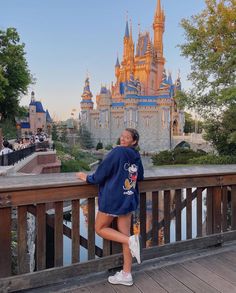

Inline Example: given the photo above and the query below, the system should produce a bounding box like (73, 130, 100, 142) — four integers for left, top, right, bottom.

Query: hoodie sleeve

(86, 148, 119, 185)
(137, 157, 144, 181)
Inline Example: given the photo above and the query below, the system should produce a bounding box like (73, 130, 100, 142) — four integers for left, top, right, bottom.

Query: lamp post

(16, 122, 21, 140)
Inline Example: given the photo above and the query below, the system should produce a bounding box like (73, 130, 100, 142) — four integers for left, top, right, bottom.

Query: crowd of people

(0, 131, 49, 155)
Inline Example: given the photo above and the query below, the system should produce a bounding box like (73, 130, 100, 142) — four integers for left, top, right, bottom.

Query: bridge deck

(26, 241, 236, 293)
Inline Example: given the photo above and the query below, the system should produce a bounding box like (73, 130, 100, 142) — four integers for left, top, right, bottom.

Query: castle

(20, 91, 52, 136)
(79, 0, 184, 152)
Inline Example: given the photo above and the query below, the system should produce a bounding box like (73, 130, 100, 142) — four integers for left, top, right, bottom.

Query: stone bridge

(172, 133, 214, 152)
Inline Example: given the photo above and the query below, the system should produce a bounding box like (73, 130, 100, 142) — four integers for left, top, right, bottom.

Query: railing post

(212, 187, 222, 234)
(0, 207, 12, 277)
(231, 185, 236, 230)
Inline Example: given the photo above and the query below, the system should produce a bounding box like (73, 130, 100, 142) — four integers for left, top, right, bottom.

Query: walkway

(25, 241, 236, 293)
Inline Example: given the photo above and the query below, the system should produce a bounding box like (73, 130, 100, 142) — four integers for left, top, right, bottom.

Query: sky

(0, 0, 206, 121)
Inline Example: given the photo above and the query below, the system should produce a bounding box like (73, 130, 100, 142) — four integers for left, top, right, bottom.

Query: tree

(78, 124, 94, 149)
(0, 28, 32, 121)
(179, 0, 236, 155)
(204, 103, 236, 155)
(179, 0, 236, 116)
(52, 123, 59, 141)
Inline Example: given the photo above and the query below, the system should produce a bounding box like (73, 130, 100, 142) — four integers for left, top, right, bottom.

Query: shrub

(173, 148, 203, 164)
(189, 155, 236, 164)
(105, 144, 113, 150)
(61, 159, 90, 172)
(96, 142, 103, 150)
(152, 150, 174, 165)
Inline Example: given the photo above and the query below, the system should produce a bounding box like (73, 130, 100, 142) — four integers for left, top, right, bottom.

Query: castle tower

(153, 0, 165, 90)
(29, 91, 36, 133)
(80, 78, 94, 129)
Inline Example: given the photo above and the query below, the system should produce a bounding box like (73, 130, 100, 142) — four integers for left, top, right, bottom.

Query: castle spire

(153, 0, 165, 55)
(125, 20, 129, 38)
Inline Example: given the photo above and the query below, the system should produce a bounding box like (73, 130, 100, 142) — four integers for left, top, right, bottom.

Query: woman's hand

(76, 172, 87, 181)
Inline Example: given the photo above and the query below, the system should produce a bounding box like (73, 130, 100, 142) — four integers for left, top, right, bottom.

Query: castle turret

(153, 0, 165, 55)
(80, 78, 94, 129)
(115, 56, 120, 79)
(123, 20, 129, 64)
(153, 0, 165, 90)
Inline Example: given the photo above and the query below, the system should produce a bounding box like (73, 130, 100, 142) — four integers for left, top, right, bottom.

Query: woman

(76, 128, 144, 286)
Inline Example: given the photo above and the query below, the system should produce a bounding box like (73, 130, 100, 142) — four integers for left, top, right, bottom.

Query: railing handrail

(0, 169, 236, 208)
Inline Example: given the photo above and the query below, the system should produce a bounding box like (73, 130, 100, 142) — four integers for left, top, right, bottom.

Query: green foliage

(96, 141, 103, 150)
(189, 155, 236, 165)
(179, 1, 236, 155)
(59, 124, 68, 143)
(105, 144, 113, 150)
(152, 148, 205, 165)
(52, 123, 59, 141)
(0, 28, 33, 121)
(0, 118, 17, 139)
(184, 112, 203, 133)
(77, 123, 94, 149)
(152, 150, 174, 165)
(179, 0, 236, 115)
(61, 160, 90, 172)
(203, 104, 236, 155)
(174, 90, 189, 110)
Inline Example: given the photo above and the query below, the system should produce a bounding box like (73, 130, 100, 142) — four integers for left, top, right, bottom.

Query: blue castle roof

(46, 110, 52, 123)
(112, 102, 125, 107)
(138, 102, 157, 106)
(30, 101, 46, 113)
(21, 122, 30, 129)
(125, 21, 129, 38)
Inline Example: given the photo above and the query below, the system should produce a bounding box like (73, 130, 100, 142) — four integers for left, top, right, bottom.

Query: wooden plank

(140, 192, 147, 248)
(196, 257, 236, 284)
(36, 203, 46, 270)
(54, 201, 63, 267)
(164, 190, 170, 244)
(164, 264, 218, 292)
(2, 230, 236, 292)
(212, 187, 222, 234)
(134, 271, 167, 293)
(0, 207, 11, 277)
(206, 187, 213, 235)
(71, 199, 80, 263)
(231, 185, 236, 230)
(17, 205, 28, 274)
(222, 186, 228, 232)
(186, 188, 192, 239)
(88, 197, 95, 260)
(183, 260, 236, 293)
(152, 191, 159, 246)
(175, 189, 182, 242)
(88, 281, 116, 293)
(143, 230, 236, 261)
(196, 188, 202, 237)
(147, 267, 192, 292)
(2, 173, 236, 209)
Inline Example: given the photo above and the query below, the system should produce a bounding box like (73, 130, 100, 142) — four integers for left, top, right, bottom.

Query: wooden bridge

(0, 165, 236, 292)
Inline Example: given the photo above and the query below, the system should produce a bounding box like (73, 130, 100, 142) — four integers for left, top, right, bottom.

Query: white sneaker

(129, 234, 142, 264)
(108, 270, 133, 286)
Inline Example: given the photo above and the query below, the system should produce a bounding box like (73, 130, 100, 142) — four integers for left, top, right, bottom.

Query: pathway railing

(0, 145, 36, 166)
(0, 170, 236, 291)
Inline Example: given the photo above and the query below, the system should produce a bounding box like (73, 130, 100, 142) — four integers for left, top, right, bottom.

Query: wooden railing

(0, 169, 236, 291)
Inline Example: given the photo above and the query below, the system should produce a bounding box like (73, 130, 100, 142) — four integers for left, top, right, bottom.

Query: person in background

(1, 140, 13, 155)
(76, 128, 144, 286)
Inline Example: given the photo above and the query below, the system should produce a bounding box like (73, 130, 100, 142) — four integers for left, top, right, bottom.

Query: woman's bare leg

(117, 214, 132, 273)
(95, 211, 129, 245)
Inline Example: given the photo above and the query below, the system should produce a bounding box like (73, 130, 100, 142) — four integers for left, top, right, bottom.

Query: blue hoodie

(87, 146, 144, 215)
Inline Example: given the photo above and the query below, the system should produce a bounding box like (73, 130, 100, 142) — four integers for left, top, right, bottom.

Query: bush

(152, 148, 208, 165)
(173, 148, 203, 164)
(189, 155, 236, 164)
(152, 150, 174, 165)
(105, 144, 113, 150)
(61, 159, 90, 172)
(96, 142, 103, 150)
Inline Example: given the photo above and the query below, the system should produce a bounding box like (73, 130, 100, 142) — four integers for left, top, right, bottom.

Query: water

(63, 189, 207, 265)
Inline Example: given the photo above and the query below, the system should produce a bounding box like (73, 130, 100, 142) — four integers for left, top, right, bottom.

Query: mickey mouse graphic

(123, 162, 138, 195)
